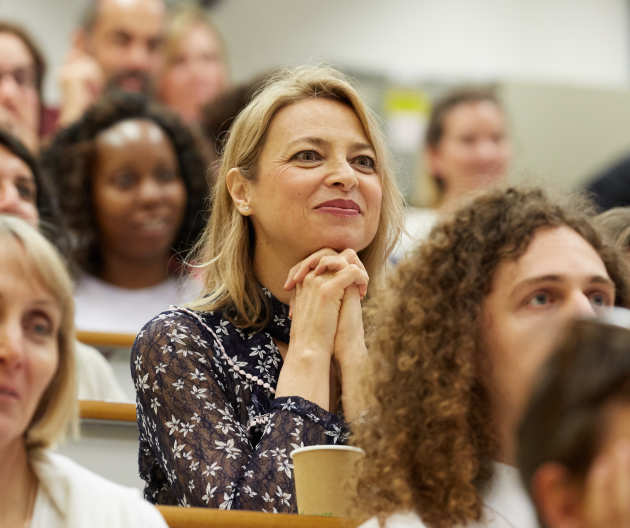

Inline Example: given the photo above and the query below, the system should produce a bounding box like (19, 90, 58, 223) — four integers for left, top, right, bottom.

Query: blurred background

(3, 0, 630, 203)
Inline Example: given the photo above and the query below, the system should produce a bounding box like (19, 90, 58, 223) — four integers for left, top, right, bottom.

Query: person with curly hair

(354, 187, 630, 528)
(130, 65, 403, 511)
(41, 91, 208, 335)
(517, 315, 630, 528)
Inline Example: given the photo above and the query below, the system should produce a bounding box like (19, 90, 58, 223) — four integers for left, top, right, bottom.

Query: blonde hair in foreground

(190, 65, 404, 328)
(0, 215, 78, 449)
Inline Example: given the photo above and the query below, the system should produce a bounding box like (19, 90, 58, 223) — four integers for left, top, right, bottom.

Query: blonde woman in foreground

(0, 215, 166, 527)
(131, 65, 403, 511)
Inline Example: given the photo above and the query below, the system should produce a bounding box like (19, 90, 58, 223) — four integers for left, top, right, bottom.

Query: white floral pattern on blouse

(130, 291, 349, 512)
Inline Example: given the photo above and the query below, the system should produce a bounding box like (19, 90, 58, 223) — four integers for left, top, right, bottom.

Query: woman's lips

(315, 199, 361, 217)
(0, 385, 19, 400)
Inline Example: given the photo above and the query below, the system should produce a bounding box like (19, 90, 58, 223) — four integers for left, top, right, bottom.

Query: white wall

(211, 0, 630, 87)
(0, 0, 628, 102)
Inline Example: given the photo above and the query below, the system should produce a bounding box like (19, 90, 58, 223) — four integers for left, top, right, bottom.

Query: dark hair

(354, 187, 630, 527)
(425, 87, 503, 198)
(517, 317, 630, 496)
(0, 128, 69, 256)
(41, 91, 208, 275)
(0, 21, 46, 133)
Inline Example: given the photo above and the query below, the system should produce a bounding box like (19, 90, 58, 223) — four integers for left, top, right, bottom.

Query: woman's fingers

(283, 248, 338, 290)
(304, 263, 369, 297)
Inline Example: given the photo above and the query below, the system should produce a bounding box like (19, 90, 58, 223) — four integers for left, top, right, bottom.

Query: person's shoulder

(34, 452, 167, 526)
(359, 512, 428, 528)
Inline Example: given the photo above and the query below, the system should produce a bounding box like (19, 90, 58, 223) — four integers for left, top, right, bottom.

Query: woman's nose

(0, 181, 22, 214)
(326, 160, 358, 190)
(0, 323, 23, 366)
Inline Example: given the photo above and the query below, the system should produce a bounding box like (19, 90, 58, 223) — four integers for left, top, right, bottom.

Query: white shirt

(392, 207, 438, 262)
(75, 341, 127, 402)
(74, 274, 199, 334)
(30, 450, 167, 528)
(360, 462, 537, 528)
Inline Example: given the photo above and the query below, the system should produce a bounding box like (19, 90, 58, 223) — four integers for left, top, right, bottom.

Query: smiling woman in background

(158, 4, 229, 125)
(396, 88, 511, 258)
(0, 215, 166, 527)
(131, 65, 403, 511)
(41, 92, 207, 335)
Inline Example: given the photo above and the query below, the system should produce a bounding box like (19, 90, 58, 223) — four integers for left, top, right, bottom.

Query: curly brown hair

(41, 91, 208, 275)
(353, 187, 630, 528)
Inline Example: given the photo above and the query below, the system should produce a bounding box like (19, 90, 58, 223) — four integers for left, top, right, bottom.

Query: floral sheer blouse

(130, 290, 350, 512)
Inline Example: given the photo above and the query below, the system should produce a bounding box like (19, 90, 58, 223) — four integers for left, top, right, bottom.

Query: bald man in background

(56, 0, 166, 128)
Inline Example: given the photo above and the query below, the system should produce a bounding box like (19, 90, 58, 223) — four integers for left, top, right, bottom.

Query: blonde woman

(158, 4, 229, 124)
(131, 65, 403, 511)
(0, 215, 166, 527)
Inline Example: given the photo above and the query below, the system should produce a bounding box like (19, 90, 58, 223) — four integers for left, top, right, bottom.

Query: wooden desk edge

(76, 330, 136, 348)
(156, 506, 359, 528)
(79, 400, 136, 422)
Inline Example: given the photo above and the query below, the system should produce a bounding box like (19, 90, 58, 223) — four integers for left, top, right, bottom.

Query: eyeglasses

(0, 67, 37, 90)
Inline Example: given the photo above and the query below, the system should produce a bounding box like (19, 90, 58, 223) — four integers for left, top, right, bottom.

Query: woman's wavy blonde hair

(190, 65, 403, 328)
(0, 215, 78, 450)
(353, 187, 630, 528)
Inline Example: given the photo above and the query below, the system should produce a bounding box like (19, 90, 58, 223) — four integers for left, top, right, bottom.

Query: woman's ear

(226, 168, 253, 216)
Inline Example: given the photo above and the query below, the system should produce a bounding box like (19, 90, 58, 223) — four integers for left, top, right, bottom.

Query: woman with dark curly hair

(354, 187, 630, 528)
(41, 91, 208, 334)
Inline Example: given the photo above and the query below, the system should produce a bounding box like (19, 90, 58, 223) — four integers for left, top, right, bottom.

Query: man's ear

(532, 463, 583, 528)
(226, 168, 252, 216)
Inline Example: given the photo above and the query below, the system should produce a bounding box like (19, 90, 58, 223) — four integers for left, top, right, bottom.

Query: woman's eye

(111, 171, 136, 189)
(292, 150, 321, 163)
(155, 168, 178, 182)
(353, 155, 376, 171)
(25, 313, 53, 339)
(16, 180, 36, 202)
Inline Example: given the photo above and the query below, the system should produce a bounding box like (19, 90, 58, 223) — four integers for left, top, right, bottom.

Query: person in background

(0, 215, 167, 527)
(158, 4, 229, 125)
(593, 206, 630, 254)
(395, 88, 511, 259)
(56, 0, 166, 128)
(0, 21, 46, 151)
(131, 65, 403, 511)
(354, 187, 628, 528)
(0, 128, 125, 401)
(517, 316, 630, 528)
(42, 91, 207, 335)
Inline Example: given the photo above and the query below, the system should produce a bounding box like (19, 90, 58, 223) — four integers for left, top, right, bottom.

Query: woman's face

(243, 97, 382, 265)
(429, 100, 510, 199)
(0, 244, 59, 446)
(482, 226, 615, 457)
(0, 32, 39, 141)
(91, 118, 187, 267)
(159, 24, 227, 123)
(0, 143, 38, 226)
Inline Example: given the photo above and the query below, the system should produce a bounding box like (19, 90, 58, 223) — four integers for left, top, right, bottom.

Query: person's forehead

(96, 118, 167, 147)
(0, 144, 34, 179)
(96, 0, 165, 32)
(0, 33, 35, 67)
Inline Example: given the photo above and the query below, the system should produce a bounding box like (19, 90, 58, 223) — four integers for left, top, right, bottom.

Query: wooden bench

(156, 506, 359, 528)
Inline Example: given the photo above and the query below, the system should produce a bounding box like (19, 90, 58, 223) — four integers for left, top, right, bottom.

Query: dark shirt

(586, 154, 630, 211)
(130, 290, 349, 512)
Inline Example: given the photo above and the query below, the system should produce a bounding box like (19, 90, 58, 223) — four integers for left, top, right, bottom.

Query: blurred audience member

(0, 215, 167, 527)
(355, 188, 628, 528)
(593, 206, 630, 254)
(42, 92, 207, 335)
(586, 155, 630, 212)
(158, 4, 228, 125)
(57, 0, 166, 128)
(0, 22, 45, 151)
(0, 128, 125, 401)
(395, 88, 510, 259)
(518, 316, 630, 528)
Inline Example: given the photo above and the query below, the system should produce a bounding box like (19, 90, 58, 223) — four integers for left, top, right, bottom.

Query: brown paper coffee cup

(290, 445, 364, 517)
